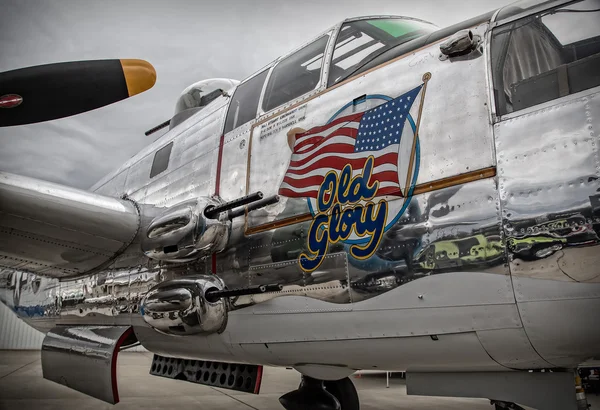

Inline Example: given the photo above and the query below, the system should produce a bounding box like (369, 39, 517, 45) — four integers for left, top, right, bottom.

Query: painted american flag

(279, 84, 423, 199)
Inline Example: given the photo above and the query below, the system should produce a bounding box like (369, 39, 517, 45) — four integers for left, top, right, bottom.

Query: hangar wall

(0, 303, 146, 351)
(0, 302, 44, 350)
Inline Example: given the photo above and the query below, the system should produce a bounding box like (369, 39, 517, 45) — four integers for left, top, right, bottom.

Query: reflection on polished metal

(0, 3, 599, 409)
(142, 198, 229, 262)
(140, 275, 228, 335)
(41, 325, 134, 404)
(496, 93, 600, 283)
(0, 172, 141, 278)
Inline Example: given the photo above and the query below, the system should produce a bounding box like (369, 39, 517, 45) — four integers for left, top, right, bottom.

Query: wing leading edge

(0, 172, 141, 279)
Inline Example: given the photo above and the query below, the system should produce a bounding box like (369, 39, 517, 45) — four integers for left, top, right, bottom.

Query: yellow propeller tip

(120, 59, 157, 97)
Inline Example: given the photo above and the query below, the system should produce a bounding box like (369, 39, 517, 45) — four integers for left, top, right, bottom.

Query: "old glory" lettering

(300, 156, 388, 272)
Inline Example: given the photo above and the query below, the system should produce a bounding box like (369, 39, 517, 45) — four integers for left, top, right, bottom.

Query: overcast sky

(0, 0, 512, 190)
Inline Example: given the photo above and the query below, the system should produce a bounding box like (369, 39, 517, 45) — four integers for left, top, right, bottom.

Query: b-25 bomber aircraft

(1, 1, 600, 409)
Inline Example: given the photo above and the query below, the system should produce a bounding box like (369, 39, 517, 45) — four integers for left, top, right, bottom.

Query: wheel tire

(324, 377, 360, 410)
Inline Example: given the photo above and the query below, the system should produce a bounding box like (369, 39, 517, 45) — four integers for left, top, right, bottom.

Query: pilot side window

(491, 0, 600, 116)
(223, 69, 269, 134)
(261, 35, 329, 113)
(149, 141, 173, 178)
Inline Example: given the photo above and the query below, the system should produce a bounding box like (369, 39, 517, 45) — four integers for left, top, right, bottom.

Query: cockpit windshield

(328, 18, 438, 86)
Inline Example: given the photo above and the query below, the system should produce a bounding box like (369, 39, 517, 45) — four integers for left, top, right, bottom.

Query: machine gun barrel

(204, 191, 263, 219)
(145, 119, 171, 136)
(227, 195, 280, 220)
(205, 284, 282, 302)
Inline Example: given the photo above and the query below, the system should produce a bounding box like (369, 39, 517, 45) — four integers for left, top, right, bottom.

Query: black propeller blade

(0, 59, 156, 127)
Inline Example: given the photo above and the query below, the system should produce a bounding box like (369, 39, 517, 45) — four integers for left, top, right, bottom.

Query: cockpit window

(224, 70, 269, 134)
(491, 0, 600, 116)
(262, 35, 329, 113)
(328, 18, 437, 87)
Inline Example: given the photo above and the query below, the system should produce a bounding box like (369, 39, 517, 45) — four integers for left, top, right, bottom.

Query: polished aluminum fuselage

(1, 5, 599, 374)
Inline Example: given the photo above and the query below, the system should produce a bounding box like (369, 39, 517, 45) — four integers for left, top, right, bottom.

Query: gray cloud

(0, 0, 512, 189)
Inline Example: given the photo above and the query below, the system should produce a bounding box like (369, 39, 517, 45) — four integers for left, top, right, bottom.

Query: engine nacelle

(139, 275, 227, 336)
(141, 198, 229, 262)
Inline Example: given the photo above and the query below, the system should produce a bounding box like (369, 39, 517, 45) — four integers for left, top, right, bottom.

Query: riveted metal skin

(495, 89, 600, 367)
(0, 5, 599, 398)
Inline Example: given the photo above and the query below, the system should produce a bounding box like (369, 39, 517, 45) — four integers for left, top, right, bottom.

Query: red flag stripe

(278, 184, 403, 199)
(295, 112, 364, 142)
(294, 126, 359, 153)
(286, 152, 399, 176)
(283, 162, 398, 180)
(295, 121, 360, 145)
(290, 143, 357, 168)
(295, 136, 325, 152)
(294, 127, 358, 154)
(282, 170, 401, 189)
(289, 142, 398, 171)
(278, 187, 319, 198)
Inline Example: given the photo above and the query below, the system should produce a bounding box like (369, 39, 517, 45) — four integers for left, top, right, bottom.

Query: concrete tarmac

(1, 351, 598, 410)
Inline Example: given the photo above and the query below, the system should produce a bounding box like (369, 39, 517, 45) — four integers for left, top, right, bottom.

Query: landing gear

(324, 378, 360, 410)
(279, 375, 360, 410)
(490, 400, 526, 410)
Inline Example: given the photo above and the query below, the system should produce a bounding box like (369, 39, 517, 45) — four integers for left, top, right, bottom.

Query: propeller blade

(0, 59, 156, 127)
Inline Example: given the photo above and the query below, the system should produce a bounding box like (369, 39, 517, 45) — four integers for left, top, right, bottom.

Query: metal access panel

(149, 354, 263, 394)
(41, 325, 135, 404)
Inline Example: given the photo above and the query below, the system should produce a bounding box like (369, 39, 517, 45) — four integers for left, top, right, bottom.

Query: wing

(0, 58, 158, 277)
(0, 172, 141, 278)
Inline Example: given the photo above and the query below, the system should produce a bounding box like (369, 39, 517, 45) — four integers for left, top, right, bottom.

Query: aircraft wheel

(492, 400, 526, 410)
(324, 377, 360, 410)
